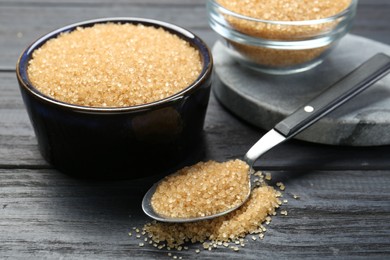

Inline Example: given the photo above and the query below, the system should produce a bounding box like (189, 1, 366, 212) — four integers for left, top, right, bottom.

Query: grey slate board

(213, 34, 390, 146)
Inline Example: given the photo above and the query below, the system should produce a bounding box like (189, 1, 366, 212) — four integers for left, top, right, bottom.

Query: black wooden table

(1, 1, 390, 259)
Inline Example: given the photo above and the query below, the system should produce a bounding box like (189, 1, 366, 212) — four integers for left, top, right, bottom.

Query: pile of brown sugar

(131, 161, 294, 257)
(216, 0, 352, 67)
(27, 23, 202, 107)
(151, 160, 250, 218)
(145, 183, 280, 248)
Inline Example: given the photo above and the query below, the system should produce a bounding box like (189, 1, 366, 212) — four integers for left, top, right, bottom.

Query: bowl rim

(208, 0, 358, 25)
(16, 17, 213, 113)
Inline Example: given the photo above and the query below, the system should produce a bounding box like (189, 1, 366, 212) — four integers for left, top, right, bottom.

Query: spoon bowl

(142, 173, 252, 223)
(142, 53, 390, 223)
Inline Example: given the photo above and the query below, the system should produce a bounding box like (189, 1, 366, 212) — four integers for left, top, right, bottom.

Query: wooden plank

(1, 0, 389, 6)
(352, 1, 390, 44)
(2, 71, 390, 170)
(0, 3, 213, 69)
(0, 72, 49, 166)
(1, 0, 390, 69)
(1, 1, 390, 259)
(0, 0, 204, 5)
(1, 168, 389, 259)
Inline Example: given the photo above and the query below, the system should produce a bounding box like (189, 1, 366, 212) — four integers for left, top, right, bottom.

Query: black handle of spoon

(274, 53, 390, 138)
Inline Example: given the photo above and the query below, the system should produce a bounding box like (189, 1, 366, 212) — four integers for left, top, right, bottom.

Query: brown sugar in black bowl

(16, 18, 213, 179)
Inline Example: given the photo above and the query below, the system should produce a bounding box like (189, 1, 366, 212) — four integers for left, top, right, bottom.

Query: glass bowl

(207, 0, 358, 74)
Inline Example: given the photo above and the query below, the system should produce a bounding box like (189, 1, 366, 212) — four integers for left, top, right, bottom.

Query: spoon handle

(275, 53, 390, 138)
(245, 53, 390, 165)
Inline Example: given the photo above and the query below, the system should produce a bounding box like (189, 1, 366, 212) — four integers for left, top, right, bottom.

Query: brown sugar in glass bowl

(207, 0, 357, 74)
(16, 18, 213, 179)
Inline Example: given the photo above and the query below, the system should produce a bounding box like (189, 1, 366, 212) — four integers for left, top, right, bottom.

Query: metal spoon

(142, 53, 390, 223)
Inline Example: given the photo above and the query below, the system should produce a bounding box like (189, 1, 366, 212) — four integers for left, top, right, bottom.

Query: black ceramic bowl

(16, 17, 213, 179)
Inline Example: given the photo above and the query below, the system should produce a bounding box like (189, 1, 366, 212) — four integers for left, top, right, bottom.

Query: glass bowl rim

(208, 0, 358, 26)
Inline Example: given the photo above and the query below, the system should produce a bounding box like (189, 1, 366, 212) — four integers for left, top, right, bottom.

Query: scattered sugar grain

(265, 172, 272, 181)
(277, 182, 286, 191)
(151, 160, 250, 218)
(254, 171, 263, 177)
(28, 23, 202, 107)
(293, 194, 301, 200)
(261, 225, 267, 232)
(281, 210, 288, 216)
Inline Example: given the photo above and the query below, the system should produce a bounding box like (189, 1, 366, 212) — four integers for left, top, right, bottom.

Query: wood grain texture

(0, 0, 390, 69)
(1, 169, 389, 259)
(1, 0, 390, 259)
(2, 71, 390, 170)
